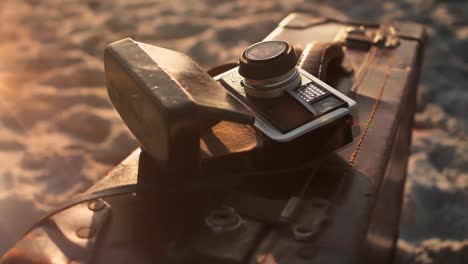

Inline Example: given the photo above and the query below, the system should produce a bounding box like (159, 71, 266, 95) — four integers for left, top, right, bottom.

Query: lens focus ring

(239, 40, 298, 81)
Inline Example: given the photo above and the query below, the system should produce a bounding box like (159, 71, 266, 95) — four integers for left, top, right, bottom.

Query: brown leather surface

(1, 13, 425, 264)
(2, 200, 111, 264)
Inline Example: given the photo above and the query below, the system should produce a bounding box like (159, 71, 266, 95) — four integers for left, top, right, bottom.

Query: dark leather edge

(279, 12, 426, 44)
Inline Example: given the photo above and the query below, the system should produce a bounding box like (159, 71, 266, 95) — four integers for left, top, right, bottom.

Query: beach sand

(0, 0, 467, 262)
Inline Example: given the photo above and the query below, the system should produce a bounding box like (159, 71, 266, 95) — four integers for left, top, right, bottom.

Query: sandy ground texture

(0, 0, 467, 262)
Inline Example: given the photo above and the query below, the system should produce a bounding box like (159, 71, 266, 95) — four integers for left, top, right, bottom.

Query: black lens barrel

(239, 41, 298, 80)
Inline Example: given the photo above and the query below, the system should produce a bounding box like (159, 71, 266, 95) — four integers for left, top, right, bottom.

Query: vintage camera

(216, 40, 358, 141)
(104, 38, 359, 182)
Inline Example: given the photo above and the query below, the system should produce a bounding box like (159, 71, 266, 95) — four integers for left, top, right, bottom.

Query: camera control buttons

(310, 96, 347, 114)
(295, 82, 328, 103)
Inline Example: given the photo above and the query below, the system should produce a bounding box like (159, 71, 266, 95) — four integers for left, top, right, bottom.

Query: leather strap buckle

(344, 24, 400, 50)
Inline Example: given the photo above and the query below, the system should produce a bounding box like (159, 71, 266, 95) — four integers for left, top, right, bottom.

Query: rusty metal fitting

(76, 226, 96, 239)
(292, 225, 317, 241)
(88, 199, 106, 212)
(205, 206, 243, 234)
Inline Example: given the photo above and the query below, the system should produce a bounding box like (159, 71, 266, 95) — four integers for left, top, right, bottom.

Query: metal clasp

(343, 24, 400, 50)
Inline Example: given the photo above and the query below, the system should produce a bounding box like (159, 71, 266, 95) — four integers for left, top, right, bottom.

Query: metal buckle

(344, 25, 400, 50)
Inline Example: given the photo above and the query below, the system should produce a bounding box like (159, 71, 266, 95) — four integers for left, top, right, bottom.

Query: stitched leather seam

(297, 42, 333, 80)
(317, 44, 329, 79)
(352, 47, 378, 94)
(349, 54, 396, 168)
(297, 43, 313, 68)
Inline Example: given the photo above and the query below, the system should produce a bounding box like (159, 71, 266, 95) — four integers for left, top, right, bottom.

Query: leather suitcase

(1, 13, 425, 264)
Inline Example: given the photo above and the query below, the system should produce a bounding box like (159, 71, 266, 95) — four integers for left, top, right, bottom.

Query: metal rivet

(76, 227, 95, 239)
(297, 246, 318, 260)
(292, 225, 316, 241)
(88, 200, 105, 211)
(205, 207, 243, 233)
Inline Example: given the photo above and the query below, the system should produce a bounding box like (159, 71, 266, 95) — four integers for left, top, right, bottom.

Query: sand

(0, 0, 467, 262)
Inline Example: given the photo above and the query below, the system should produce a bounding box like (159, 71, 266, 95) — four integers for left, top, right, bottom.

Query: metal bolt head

(346, 26, 366, 35)
(205, 207, 243, 233)
(292, 225, 316, 241)
(88, 200, 105, 212)
(76, 227, 95, 239)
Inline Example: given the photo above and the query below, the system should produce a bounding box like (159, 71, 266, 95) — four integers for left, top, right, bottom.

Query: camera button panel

(295, 82, 328, 102)
(290, 80, 348, 117)
(310, 95, 348, 115)
(215, 67, 358, 142)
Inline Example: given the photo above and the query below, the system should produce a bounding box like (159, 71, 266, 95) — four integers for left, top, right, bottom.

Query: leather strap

(25, 184, 139, 234)
(297, 41, 345, 81)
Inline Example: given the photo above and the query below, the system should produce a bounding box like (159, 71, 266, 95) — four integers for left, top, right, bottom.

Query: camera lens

(245, 41, 287, 61)
(239, 41, 300, 98)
